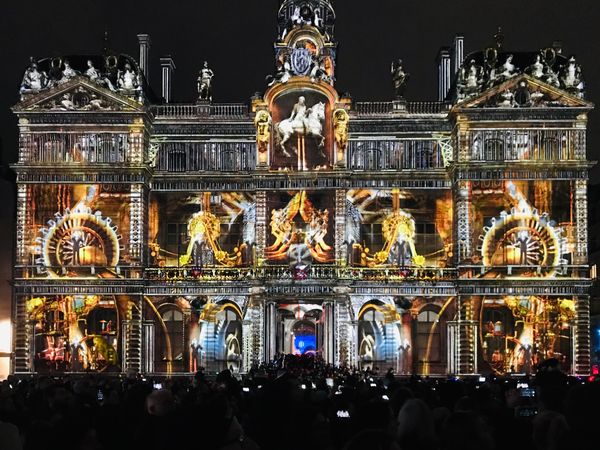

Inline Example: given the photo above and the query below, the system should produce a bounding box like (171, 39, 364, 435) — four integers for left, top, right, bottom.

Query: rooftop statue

(391, 59, 409, 99)
(267, 55, 292, 86)
(117, 63, 141, 92)
(85, 60, 116, 91)
(499, 54, 517, 81)
(197, 61, 215, 101)
(528, 54, 545, 79)
(561, 56, 584, 98)
(19, 60, 50, 98)
(457, 59, 483, 100)
(309, 54, 332, 84)
(58, 60, 78, 84)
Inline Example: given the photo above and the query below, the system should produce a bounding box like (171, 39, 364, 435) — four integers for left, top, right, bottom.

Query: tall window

(156, 308, 185, 372)
(416, 309, 440, 362)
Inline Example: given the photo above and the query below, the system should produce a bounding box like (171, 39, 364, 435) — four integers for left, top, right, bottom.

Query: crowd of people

(0, 355, 598, 450)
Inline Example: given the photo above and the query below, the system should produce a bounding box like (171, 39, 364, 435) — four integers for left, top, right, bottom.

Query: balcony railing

(354, 101, 449, 117)
(154, 141, 256, 172)
(152, 103, 249, 119)
(144, 266, 456, 282)
(354, 102, 394, 116)
(347, 140, 445, 170)
(20, 133, 132, 165)
(466, 129, 586, 162)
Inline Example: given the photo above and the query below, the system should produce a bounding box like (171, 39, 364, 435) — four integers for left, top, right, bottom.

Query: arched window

(416, 308, 441, 362)
(167, 143, 187, 172)
(156, 307, 185, 372)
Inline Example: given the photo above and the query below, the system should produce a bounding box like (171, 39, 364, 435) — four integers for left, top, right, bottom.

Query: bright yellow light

(0, 320, 11, 353)
(0, 320, 11, 380)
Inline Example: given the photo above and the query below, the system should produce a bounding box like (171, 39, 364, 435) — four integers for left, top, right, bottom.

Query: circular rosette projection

(479, 209, 566, 277)
(37, 203, 121, 276)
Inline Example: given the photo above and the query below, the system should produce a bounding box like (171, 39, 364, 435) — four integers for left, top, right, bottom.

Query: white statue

(314, 9, 323, 28)
(498, 89, 514, 107)
(291, 6, 302, 25)
(197, 61, 214, 101)
(528, 54, 545, 79)
(20, 60, 50, 96)
(309, 55, 330, 84)
(465, 63, 481, 88)
(117, 63, 141, 92)
(275, 96, 325, 157)
(561, 57, 584, 97)
(58, 60, 77, 84)
(85, 60, 115, 91)
(59, 93, 76, 110)
(500, 55, 516, 80)
(267, 55, 292, 86)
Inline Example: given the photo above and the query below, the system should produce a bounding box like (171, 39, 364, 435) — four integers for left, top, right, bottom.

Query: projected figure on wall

(516, 230, 530, 265)
(275, 96, 325, 170)
(70, 232, 84, 266)
(266, 191, 333, 265)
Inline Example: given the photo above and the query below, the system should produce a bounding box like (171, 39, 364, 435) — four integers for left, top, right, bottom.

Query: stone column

(129, 185, 145, 268)
(334, 190, 347, 265)
(455, 181, 472, 263)
(573, 295, 591, 376)
(15, 184, 29, 266)
(574, 179, 588, 265)
(255, 191, 267, 265)
(457, 295, 477, 375)
(264, 301, 277, 362)
(322, 301, 336, 364)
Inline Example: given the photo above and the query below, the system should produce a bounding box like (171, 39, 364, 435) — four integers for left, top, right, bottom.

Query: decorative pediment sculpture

(457, 74, 591, 109)
(560, 56, 585, 98)
(457, 59, 484, 101)
(20, 59, 50, 99)
(15, 77, 143, 112)
(19, 55, 146, 103)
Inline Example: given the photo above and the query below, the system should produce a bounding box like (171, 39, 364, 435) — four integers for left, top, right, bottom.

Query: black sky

(0, 0, 599, 319)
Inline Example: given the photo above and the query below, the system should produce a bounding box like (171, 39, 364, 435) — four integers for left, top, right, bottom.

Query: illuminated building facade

(11, 0, 594, 376)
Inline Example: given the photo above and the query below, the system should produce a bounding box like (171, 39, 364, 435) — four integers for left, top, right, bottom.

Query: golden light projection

(481, 295, 576, 374)
(36, 201, 121, 276)
(351, 189, 424, 268)
(27, 295, 119, 372)
(479, 181, 567, 277)
(266, 191, 332, 263)
(179, 193, 245, 267)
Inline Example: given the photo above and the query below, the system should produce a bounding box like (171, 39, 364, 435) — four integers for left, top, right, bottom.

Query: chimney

(453, 34, 464, 75)
(160, 56, 176, 103)
(437, 47, 451, 102)
(137, 34, 151, 82)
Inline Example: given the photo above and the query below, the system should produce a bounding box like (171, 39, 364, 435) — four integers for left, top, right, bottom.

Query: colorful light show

(8, 0, 594, 377)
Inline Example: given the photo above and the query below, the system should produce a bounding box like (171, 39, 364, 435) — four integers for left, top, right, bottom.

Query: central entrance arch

(278, 304, 323, 356)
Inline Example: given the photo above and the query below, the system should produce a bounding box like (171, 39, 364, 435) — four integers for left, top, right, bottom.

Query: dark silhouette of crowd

(0, 355, 598, 450)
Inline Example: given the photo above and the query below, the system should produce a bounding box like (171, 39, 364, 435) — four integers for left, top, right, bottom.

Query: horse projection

(271, 90, 331, 170)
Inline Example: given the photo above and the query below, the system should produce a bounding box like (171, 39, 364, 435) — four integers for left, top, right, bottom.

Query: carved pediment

(457, 74, 592, 109)
(14, 76, 143, 113)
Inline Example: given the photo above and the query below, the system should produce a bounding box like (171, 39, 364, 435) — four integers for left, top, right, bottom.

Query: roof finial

(494, 27, 504, 50)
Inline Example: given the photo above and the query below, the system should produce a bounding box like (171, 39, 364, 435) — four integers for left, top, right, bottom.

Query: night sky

(0, 0, 599, 321)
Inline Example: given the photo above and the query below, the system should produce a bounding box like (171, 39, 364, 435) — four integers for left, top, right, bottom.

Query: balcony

(144, 266, 456, 282)
(154, 141, 256, 172)
(466, 129, 586, 163)
(19, 132, 132, 165)
(347, 140, 445, 171)
(151, 103, 249, 120)
(354, 101, 449, 117)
